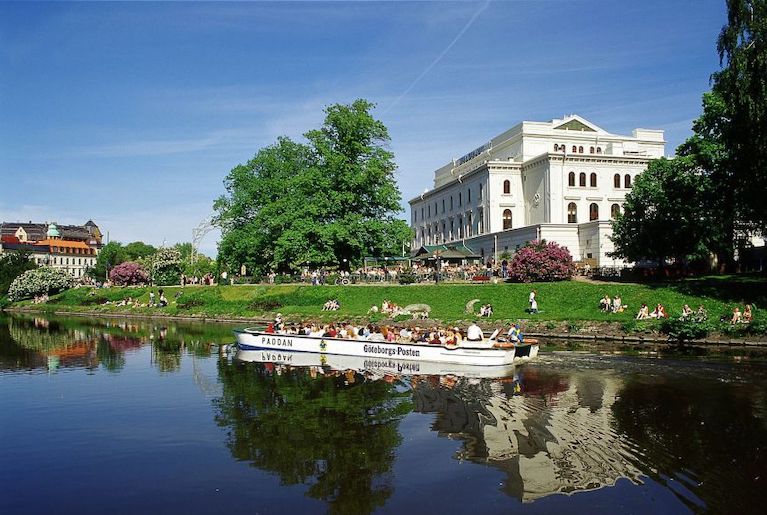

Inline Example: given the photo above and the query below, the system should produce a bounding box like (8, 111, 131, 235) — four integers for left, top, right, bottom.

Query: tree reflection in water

(612, 375, 767, 513)
(214, 360, 412, 515)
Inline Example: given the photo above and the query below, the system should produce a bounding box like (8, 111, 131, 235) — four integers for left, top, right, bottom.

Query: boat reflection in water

(232, 348, 642, 504)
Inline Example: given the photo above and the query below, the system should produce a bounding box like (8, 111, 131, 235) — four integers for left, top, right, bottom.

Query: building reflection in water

(411, 367, 642, 502)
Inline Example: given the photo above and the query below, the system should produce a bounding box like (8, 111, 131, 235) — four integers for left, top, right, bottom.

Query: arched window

(624, 174, 632, 188)
(572, 145, 577, 153)
(554, 144, 559, 152)
(567, 203, 577, 223)
(611, 203, 620, 219)
(590, 172, 597, 187)
(503, 209, 512, 230)
(614, 174, 621, 188)
(596, 147, 602, 154)
(579, 172, 586, 187)
(458, 216, 463, 238)
(568, 172, 575, 187)
(503, 179, 510, 194)
(590, 146, 595, 154)
(578, 146, 584, 153)
(590, 203, 599, 221)
(467, 212, 473, 237)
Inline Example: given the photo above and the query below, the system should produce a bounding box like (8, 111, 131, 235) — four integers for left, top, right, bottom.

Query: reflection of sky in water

(2, 314, 767, 514)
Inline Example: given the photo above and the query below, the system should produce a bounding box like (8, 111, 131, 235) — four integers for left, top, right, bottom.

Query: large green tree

(713, 0, 767, 230)
(610, 157, 710, 266)
(215, 100, 412, 274)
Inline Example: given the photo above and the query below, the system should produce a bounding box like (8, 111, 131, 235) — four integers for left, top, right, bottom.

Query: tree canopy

(215, 99, 412, 275)
(610, 158, 710, 266)
(611, 1, 766, 270)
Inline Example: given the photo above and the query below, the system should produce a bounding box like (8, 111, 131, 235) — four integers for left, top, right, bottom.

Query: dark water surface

(2, 314, 766, 514)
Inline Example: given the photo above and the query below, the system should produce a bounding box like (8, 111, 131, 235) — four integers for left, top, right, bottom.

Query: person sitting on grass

(612, 295, 624, 313)
(681, 304, 693, 319)
(600, 295, 612, 312)
(743, 304, 753, 323)
(650, 303, 667, 319)
(731, 306, 742, 324)
(479, 304, 493, 317)
(695, 305, 708, 322)
(636, 303, 650, 320)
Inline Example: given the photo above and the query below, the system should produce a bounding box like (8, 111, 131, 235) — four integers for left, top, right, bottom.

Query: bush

(398, 272, 417, 285)
(660, 317, 711, 341)
(8, 267, 76, 301)
(508, 240, 574, 282)
(109, 261, 149, 286)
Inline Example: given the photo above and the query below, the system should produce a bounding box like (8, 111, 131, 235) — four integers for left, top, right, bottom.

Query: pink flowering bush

(508, 240, 574, 282)
(109, 261, 149, 286)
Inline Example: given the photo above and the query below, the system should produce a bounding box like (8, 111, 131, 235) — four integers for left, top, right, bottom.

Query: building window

(589, 203, 599, 221)
(611, 203, 620, 219)
(414, 211, 417, 222)
(572, 145, 577, 153)
(458, 192, 462, 206)
(624, 174, 632, 188)
(479, 183, 483, 201)
(567, 202, 577, 223)
(428, 205, 431, 217)
(590, 146, 595, 154)
(578, 146, 584, 153)
(450, 196, 453, 210)
(554, 144, 559, 152)
(596, 147, 602, 154)
(478, 208, 484, 233)
(579, 172, 586, 187)
(614, 174, 621, 188)
(590, 172, 597, 187)
(421, 207, 424, 219)
(458, 216, 463, 238)
(468, 188, 471, 204)
(467, 212, 473, 237)
(450, 220, 454, 239)
(568, 172, 575, 187)
(503, 179, 510, 194)
(503, 209, 512, 230)
(442, 199, 445, 213)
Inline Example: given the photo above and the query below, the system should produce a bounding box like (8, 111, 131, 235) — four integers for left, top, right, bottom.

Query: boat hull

(235, 348, 518, 378)
(234, 329, 538, 366)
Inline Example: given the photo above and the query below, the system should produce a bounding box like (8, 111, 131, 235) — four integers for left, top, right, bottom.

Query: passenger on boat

(453, 328, 463, 346)
(508, 324, 524, 343)
(466, 321, 483, 342)
(274, 314, 284, 332)
(369, 325, 385, 342)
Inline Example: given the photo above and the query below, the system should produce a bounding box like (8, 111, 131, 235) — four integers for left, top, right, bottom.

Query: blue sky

(0, 0, 726, 255)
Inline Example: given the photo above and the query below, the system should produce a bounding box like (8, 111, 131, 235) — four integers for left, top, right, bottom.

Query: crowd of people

(264, 318, 527, 347)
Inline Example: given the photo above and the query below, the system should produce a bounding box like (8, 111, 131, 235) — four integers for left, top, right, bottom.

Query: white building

(409, 115, 665, 266)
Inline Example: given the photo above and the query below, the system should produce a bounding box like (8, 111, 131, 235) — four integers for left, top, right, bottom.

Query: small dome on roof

(47, 223, 60, 238)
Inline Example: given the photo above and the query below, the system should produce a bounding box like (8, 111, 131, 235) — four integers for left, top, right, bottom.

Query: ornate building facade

(408, 115, 665, 266)
(0, 221, 102, 278)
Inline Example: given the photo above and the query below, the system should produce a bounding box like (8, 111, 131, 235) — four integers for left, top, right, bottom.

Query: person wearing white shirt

(466, 322, 483, 341)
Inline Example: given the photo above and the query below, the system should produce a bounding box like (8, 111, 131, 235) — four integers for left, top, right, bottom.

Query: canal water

(1, 313, 766, 514)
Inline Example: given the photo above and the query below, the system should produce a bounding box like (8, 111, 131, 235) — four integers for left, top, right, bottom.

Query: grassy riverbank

(6, 274, 767, 338)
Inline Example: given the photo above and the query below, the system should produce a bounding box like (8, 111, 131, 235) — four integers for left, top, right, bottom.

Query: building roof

(0, 221, 101, 244)
(37, 239, 92, 250)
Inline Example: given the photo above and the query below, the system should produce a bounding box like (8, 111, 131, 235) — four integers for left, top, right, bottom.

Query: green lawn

(11, 275, 767, 337)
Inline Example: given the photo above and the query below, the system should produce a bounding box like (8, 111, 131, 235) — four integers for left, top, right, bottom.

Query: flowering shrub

(109, 261, 149, 286)
(8, 266, 76, 301)
(151, 248, 182, 286)
(507, 239, 574, 282)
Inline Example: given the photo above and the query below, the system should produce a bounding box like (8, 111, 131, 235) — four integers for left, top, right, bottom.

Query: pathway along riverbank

(5, 306, 767, 348)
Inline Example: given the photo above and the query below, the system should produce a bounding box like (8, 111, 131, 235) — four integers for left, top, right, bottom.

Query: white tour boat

(234, 328, 538, 366)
